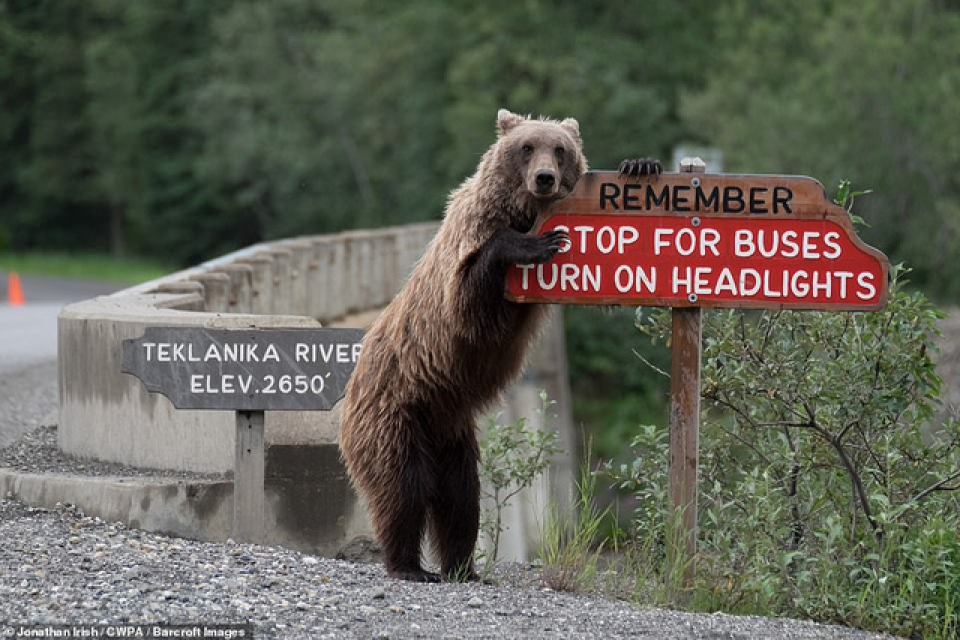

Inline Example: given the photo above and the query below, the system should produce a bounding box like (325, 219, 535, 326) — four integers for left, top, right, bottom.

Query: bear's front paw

(527, 228, 569, 264)
(619, 157, 663, 178)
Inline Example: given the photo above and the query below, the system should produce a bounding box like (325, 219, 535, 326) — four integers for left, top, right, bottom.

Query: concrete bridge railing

(56, 222, 574, 562)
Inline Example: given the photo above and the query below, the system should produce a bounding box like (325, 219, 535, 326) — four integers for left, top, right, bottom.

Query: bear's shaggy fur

(339, 109, 586, 582)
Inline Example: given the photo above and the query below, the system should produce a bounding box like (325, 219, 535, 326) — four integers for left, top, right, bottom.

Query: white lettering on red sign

(505, 215, 885, 309)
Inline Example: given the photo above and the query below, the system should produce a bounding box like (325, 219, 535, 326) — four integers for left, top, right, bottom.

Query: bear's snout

(532, 169, 558, 197)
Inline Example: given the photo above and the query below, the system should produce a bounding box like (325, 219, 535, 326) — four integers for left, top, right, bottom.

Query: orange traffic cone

(7, 272, 24, 306)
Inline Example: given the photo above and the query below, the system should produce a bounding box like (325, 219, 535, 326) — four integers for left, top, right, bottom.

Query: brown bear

(339, 109, 659, 582)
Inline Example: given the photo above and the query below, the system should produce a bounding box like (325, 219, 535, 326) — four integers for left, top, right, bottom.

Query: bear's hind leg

(376, 456, 440, 583)
(428, 433, 481, 582)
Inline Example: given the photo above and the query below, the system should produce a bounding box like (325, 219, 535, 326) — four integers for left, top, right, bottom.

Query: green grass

(0, 251, 170, 285)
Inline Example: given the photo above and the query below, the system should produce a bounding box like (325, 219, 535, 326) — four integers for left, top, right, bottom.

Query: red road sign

(505, 171, 889, 311)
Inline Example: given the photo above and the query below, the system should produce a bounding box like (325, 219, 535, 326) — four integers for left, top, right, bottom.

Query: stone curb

(0, 466, 377, 561)
(0, 467, 232, 543)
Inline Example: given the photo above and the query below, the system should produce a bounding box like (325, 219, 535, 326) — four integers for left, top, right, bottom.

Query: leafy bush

(608, 267, 960, 637)
(478, 391, 561, 569)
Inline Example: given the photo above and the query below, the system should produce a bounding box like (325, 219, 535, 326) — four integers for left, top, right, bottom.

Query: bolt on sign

(506, 171, 889, 310)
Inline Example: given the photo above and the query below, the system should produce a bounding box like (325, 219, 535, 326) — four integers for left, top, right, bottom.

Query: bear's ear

(559, 117, 581, 143)
(497, 109, 525, 137)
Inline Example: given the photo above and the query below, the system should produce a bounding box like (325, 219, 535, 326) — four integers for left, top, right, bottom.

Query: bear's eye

(554, 146, 565, 163)
(521, 144, 534, 156)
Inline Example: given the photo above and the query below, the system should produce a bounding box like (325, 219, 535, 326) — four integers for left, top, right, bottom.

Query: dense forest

(3, 0, 959, 299)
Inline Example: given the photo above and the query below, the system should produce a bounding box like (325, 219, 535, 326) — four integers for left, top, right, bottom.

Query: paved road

(0, 272, 123, 446)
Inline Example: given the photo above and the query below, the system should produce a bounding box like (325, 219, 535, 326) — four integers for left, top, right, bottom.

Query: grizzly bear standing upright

(339, 109, 583, 582)
(340, 110, 668, 583)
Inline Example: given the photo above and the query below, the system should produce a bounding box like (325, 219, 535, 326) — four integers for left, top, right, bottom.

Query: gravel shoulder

(0, 424, 899, 639)
(0, 360, 58, 448)
(0, 498, 897, 640)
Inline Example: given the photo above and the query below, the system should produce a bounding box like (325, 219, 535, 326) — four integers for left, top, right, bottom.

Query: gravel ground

(0, 360, 901, 638)
(0, 360, 58, 448)
(0, 499, 897, 640)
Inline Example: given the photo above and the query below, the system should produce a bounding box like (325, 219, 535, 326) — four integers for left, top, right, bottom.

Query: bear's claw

(541, 228, 569, 249)
(389, 568, 442, 583)
(530, 228, 569, 263)
(618, 157, 663, 177)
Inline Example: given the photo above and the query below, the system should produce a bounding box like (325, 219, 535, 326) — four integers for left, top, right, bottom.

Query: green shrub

(609, 266, 960, 637)
(478, 390, 561, 570)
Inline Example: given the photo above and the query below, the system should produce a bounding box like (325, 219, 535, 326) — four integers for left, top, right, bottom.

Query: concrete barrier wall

(59, 224, 437, 473)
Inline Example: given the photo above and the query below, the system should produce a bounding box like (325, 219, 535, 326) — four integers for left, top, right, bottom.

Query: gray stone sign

(122, 327, 366, 411)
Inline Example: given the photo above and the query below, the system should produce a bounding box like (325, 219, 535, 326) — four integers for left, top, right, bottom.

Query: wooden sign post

(235, 409, 266, 542)
(668, 158, 704, 583)
(506, 160, 889, 585)
(122, 327, 365, 543)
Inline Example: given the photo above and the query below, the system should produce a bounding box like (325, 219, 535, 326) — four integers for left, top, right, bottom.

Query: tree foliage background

(0, 0, 711, 265)
(3, 0, 958, 295)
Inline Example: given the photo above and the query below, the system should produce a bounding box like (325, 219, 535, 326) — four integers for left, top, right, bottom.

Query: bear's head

(493, 109, 586, 229)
